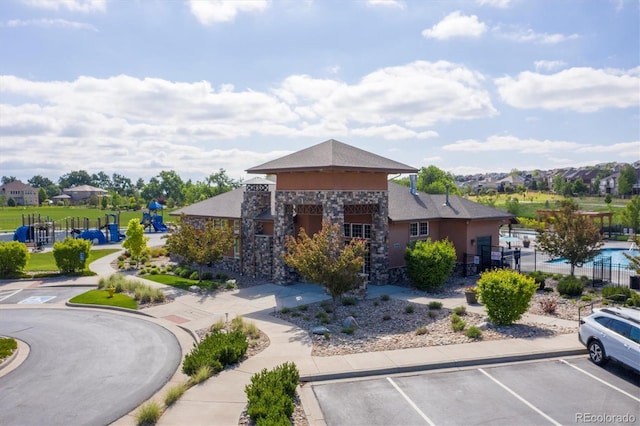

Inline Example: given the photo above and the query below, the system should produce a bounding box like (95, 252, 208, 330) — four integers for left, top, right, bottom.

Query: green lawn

(0, 205, 177, 233)
(69, 289, 138, 309)
(26, 248, 120, 272)
(144, 274, 219, 291)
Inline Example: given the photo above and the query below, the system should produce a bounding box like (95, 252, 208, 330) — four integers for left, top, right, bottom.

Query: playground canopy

(148, 201, 164, 211)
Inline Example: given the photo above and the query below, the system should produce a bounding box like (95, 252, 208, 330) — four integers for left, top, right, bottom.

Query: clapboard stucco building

(172, 140, 514, 285)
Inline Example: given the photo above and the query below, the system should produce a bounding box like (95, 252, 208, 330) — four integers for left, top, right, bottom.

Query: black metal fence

(519, 249, 636, 288)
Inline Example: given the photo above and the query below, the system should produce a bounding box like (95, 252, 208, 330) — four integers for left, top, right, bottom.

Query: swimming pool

(546, 248, 639, 267)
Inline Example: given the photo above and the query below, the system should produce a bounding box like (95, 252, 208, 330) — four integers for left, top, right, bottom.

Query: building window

(364, 224, 371, 239)
(233, 220, 240, 234)
(344, 223, 372, 240)
(234, 238, 240, 258)
(343, 224, 351, 237)
(352, 224, 363, 238)
(410, 222, 429, 237)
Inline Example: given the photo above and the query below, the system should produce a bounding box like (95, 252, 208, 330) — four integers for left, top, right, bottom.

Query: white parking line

(0, 289, 22, 302)
(560, 359, 640, 403)
(387, 377, 435, 426)
(478, 368, 562, 426)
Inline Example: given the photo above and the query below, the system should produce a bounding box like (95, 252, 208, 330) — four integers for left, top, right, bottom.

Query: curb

(299, 348, 586, 382)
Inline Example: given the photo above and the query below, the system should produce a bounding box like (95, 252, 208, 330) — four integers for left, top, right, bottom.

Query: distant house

(0, 180, 39, 206)
(62, 184, 108, 205)
(172, 140, 514, 285)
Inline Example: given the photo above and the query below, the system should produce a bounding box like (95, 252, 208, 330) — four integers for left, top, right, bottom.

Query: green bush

(465, 326, 482, 339)
(0, 241, 30, 278)
(526, 271, 549, 290)
(245, 362, 299, 424)
(182, 330, 248, 377)
(0, 337, 18, 359)
(189, 271, 199, 281)
(601, 285, 633, 303)
(404, 304, 415, 314)
(453, 305, 466, 315)
(405, 238, 456, 290)
(164, 383, 186, 406)
(427, 301, 442, 310)
(556, 275, 584, 297)
(477, 269, 537, 325)
(341, 296, 358, 306)
(52, 237, 92, 274)
(201, 271, 213, 280)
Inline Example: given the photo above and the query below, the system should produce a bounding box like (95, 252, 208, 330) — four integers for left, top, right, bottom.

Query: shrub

(135, 400, 161, 426)
(382, 313, 391, 321)
(180, 268, 193, 278)
(280, 307, 291, 314)
(189, 271, 199, 281)
(182, 330, 248, 376)
(427, 301, 442, 309)
(341, 327, 355, 335)
(230, 316, 261, 340)
(415, 326, 428, 335)
(556, 275, 584, 297)
(477, 269, 537, 326)
(451, 316, 466, 332)
(428, 310, 439, 319)
(601, 285, 632, 303)
(341, 296, 358, 306)
(453, 305, 466, 315)
(201, 271, 213, 280)
(405, 238, 456, 290)
(465, 326, 482, 339)
(245, 362, 299, 424)
(404, 304, 415, 314)
(164, 383, 186, 406)
(0, 337, 18, 359)
(380, 294, 390, 301)
(0, 241, 30, 278)
(526, 271, 549, 290)
(538, 295, 559, 314)
(297, 304, 308, 311)
(52, 237, 92, 274)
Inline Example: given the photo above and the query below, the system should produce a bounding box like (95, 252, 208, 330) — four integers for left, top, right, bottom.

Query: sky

(1, 0, 639, 185)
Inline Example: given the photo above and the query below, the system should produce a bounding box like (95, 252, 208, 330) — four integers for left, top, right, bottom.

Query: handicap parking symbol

(18, 296, 56, 304)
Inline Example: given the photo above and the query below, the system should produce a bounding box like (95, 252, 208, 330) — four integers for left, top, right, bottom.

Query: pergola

(536, 209, 614, 237)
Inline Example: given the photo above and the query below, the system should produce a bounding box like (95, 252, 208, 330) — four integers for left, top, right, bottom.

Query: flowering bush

(464, 286, 477, 293)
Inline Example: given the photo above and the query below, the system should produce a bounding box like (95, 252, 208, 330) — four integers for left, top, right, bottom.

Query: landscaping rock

(311, 326, 330, 335)
(343, 316, 358, 329)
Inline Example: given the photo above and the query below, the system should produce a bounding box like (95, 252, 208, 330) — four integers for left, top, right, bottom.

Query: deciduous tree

(283, 220, 367, 318)
(122, 218, 149, 268)
(536, 199, 603, 276)
(165, 216, 235, 281)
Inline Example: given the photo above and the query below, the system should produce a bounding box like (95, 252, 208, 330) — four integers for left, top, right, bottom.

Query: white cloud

(22, 0, 107, 13)
(367, 0, 406, 9)
(276, 61, 497, 128)
(495, 67, 640, 112)
(442, 135, 639, 164)
(533, 60, 567, 72)
(422, 11, 487, 40)
(351, 125, 438, 140)
(476, 0, 511, 7)
(3, 18, 98, 31)
(188, 0, 269, 25)
(496, 27, 579, 44)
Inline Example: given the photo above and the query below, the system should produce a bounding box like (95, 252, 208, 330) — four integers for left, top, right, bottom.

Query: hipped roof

(246, 139, 418, 174)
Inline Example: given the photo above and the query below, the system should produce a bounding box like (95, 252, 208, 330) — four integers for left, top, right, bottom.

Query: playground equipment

(13, 214, 56, 250)
(66, 213, 125, 245)
(141, 201, 167, 232)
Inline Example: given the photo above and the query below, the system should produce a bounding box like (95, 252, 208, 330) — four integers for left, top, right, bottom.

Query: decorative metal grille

(246, 184, 269, 192)
(295, 204, 324, 215)
(344, 204, 378, 215)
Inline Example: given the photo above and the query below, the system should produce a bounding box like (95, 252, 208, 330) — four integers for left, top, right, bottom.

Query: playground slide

(13, 226, 30, 243)
(152, 222, 167, 232)
(78, 230, 107, 245)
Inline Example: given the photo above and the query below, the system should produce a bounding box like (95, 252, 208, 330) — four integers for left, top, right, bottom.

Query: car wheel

(588, 340, 608, 366)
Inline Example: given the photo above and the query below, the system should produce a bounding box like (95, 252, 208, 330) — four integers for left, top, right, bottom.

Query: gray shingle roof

(246, 139, 418, 174)
(170, 183, 276, 219)
(388, 182, 513, 222)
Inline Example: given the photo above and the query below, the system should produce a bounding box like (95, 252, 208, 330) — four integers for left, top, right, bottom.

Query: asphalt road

(312, 357, 640, 426)
(0, 308, 181, 426)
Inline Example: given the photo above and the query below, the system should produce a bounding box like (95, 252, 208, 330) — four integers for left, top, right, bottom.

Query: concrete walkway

(4, 235, 587, 426)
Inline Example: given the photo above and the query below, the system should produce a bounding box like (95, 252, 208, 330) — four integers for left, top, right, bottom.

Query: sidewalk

(42, 245, 586, 425)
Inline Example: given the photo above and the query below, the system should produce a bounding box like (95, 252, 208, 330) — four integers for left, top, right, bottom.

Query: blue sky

(1, 0, 638, 184)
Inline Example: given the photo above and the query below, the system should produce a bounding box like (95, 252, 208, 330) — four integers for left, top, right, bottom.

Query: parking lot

(311, 357, 639, 426)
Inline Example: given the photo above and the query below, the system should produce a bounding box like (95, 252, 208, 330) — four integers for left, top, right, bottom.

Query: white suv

(579, 307, 640, 372)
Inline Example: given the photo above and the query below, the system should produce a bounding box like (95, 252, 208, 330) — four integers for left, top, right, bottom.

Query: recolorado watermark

(576, 412, 637, 424)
